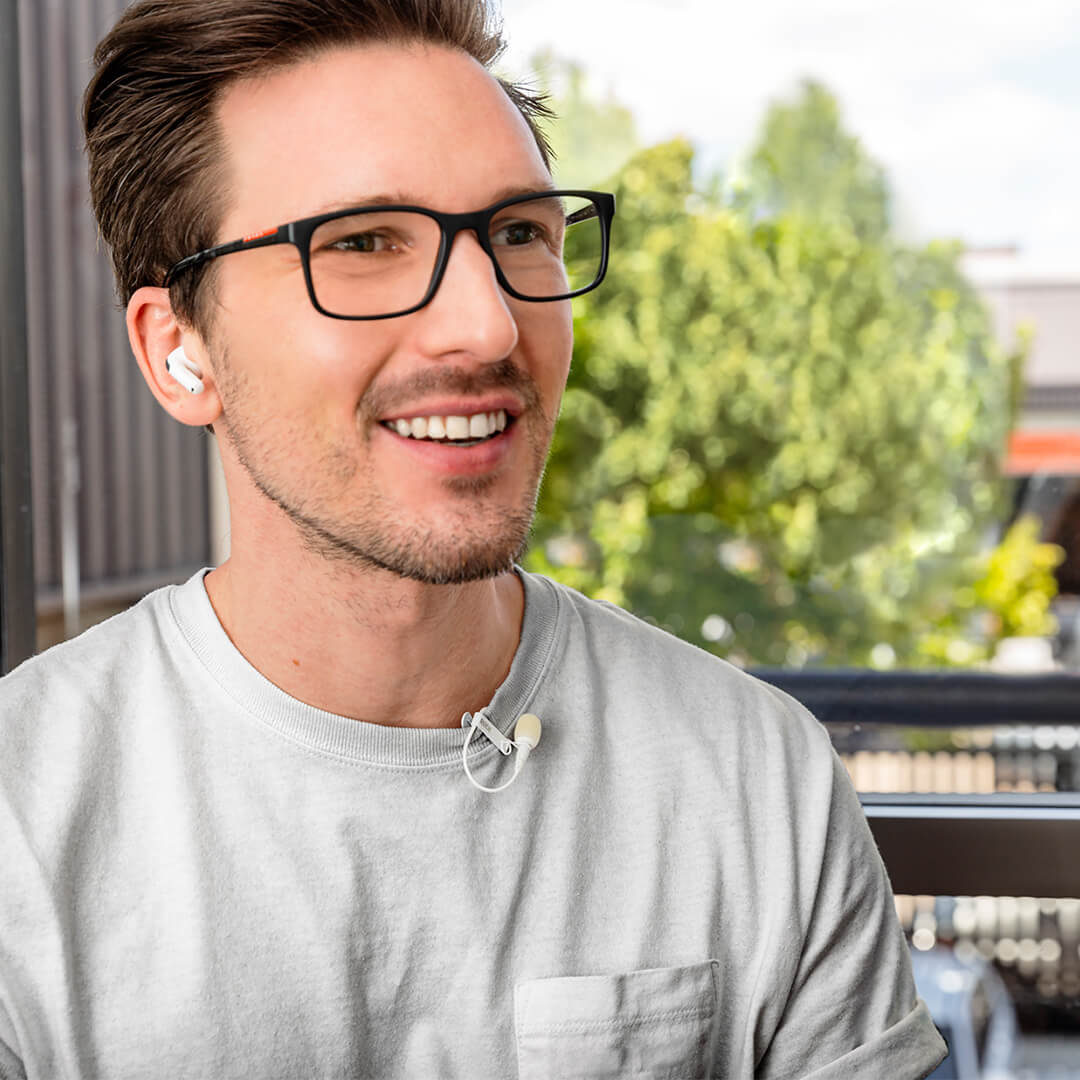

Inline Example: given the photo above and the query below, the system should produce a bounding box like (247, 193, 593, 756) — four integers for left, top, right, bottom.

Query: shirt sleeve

(755, 750, 947, 1080)
(0, 1030, 25, 1080)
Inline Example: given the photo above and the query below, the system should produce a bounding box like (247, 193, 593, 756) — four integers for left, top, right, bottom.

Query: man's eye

(329, 231, 396, 253)
(493, 221, 544, 247)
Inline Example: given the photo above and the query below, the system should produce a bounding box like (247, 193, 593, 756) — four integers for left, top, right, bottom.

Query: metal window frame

(1, 0, 35, 675)
(751, 669, 1080, 726)
(753, 669, 1080, 896)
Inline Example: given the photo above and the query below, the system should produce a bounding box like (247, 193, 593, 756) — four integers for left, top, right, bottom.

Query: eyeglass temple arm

(565, 204, 600, 226)
(163, 224, 288, 286)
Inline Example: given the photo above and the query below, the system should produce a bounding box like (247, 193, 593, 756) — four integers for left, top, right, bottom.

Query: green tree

(742, 78, 890, 240)
(525, 50, 640, 188)
(526, 85, 1053, 668)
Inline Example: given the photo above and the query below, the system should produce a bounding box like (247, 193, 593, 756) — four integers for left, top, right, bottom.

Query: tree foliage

(525, 82, 1058, 668)
(742, 79, 891, 240)
(528, 50, 641, 188)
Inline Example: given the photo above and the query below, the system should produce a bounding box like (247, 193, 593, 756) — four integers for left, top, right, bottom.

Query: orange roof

(1006, 430, 1080, 475)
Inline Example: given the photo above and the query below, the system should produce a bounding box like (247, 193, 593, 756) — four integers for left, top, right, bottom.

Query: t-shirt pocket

(514, 960, 720, 1079)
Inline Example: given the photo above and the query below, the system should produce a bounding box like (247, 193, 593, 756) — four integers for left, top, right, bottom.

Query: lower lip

(374, 421, 516, 476)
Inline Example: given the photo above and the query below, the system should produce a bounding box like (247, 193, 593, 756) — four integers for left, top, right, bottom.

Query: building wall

(979, 278, 1080, 392)
(18, 0, 210, 616)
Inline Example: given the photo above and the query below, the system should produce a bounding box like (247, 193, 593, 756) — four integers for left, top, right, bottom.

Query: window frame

(754, 669, 1080, 896)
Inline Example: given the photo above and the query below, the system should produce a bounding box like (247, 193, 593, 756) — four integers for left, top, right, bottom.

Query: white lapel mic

(462, 712, 542, 793)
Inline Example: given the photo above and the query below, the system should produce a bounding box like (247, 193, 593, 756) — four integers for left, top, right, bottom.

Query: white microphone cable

(461, 711, 542, 793)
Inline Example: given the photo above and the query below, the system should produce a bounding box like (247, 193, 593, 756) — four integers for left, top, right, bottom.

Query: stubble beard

(217, 354, 551, 586)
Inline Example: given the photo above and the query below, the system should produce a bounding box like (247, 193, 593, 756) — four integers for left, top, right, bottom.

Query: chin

(373, 544, 526, 586)
(290, 495, 536, 586)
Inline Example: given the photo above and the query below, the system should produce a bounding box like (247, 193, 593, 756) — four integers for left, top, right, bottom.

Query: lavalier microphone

(461, 711, 542, 793)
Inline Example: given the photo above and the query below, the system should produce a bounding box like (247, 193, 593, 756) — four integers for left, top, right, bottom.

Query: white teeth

(445, 415, 470, 439)
(387, 409, 511, 440)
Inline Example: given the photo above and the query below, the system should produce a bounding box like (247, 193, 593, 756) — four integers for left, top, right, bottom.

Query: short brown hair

(84, 0, 553, 332)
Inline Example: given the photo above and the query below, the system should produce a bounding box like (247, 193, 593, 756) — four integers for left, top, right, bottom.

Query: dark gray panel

(753, 669, 1080, 726)
(19, 0, 211, 614)
(1, 0, 36, 672)
(863, 795, 1080, 898)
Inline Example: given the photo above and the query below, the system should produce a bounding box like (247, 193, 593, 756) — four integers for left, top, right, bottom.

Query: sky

(498, 0, 1080, 272)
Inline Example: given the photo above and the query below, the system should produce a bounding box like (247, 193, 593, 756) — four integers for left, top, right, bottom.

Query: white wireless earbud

(462, 711, 543, 793)
(165, 346, 205, 395)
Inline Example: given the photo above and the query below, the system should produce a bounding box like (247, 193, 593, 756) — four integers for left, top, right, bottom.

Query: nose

(412, 229, 519, 361)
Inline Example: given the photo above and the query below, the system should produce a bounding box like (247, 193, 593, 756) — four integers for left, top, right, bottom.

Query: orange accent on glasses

(242, 226, 277, 243)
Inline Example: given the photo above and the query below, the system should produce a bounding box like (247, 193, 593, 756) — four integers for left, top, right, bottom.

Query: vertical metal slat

(71, 0, 109, 584)
(19, 0, 54, 596)
(1, 0, 37, 671)
(41, 0, 81, 625)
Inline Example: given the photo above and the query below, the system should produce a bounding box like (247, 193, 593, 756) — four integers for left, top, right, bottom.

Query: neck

(203, 549, 524, 730)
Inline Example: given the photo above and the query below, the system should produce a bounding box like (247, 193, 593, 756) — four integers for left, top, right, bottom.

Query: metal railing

(755, 669, 1080, 896)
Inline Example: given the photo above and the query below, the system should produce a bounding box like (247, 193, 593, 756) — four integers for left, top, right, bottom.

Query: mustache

(361, 358, 543, 420)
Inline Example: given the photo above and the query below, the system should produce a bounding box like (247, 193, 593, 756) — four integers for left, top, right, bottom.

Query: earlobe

(127, 285, 222, 427)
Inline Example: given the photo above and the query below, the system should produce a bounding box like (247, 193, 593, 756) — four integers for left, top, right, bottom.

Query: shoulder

(525, 570, 834, 771)
(0, 585, 181, 814)
(524, 573, 859, 922)
(0, 585, 174, 714)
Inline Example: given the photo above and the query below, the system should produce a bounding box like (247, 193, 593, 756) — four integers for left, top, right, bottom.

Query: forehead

(214, 43, 551, 231)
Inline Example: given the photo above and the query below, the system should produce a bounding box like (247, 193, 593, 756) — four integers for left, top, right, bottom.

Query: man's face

(204, 43, 572, 584)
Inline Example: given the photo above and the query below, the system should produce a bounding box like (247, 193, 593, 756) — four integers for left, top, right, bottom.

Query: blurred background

(494, 5, 1080, 1074)
(4, 0, 1080, 1075)
(499, 0, 1080, 677)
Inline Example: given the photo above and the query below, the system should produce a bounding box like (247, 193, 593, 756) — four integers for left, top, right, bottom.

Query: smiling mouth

(380, 409, 511, 447)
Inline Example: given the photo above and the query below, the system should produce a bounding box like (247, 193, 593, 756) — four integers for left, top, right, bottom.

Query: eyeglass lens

(306, 193, 604, 318)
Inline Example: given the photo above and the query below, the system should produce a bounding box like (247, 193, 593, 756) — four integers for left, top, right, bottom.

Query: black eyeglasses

(164, 189, 615, 320)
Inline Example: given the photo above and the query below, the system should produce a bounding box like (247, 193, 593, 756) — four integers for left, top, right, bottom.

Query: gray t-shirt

(0, 569, 945, 1079)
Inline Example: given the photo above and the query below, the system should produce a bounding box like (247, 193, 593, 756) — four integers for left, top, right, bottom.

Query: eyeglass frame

(163, 188, 616, 321)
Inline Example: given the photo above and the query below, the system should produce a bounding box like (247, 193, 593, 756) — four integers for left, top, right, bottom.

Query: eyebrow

(307, 183, 558, 217)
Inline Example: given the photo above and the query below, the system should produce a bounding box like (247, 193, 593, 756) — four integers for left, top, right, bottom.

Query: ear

(127, 286, 223, 428)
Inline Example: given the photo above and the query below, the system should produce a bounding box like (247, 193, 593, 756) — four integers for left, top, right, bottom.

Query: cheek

(516, 301, 573, 402)
(218, 269, 394, 412)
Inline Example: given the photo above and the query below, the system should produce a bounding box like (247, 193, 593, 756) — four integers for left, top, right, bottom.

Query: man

(0, 1, 946, 1076)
